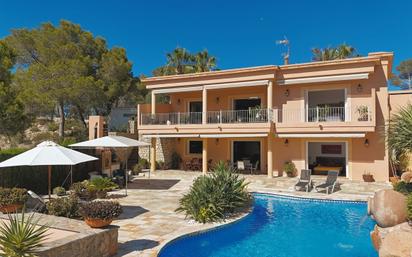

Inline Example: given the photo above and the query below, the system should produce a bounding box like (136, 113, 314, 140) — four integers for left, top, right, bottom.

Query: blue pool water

(159, 194, 377, 257)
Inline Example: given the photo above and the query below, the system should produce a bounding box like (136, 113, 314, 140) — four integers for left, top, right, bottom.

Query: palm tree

(335, 43, 356, 59)
(152, 47, 218, 76)
(165, 47, 195, 74)
(312, 44, 357, 61)
(194, 50, 217, 72)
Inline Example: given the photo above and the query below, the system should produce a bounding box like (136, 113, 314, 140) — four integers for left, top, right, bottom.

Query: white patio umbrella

(0, 141, 98, 199)
(70, 136, 150, 195)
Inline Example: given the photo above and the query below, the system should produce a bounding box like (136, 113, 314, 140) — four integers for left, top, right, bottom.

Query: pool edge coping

(154, 191, 370, 257)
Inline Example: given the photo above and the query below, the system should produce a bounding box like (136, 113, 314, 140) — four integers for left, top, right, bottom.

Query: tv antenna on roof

(276, 36, 290, 65)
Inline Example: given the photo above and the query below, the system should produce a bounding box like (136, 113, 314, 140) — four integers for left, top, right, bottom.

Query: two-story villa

(138, 52, 393, 182)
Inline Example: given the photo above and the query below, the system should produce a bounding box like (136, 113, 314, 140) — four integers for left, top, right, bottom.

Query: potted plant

(53, 186, 66, 196)
(356, 105, 369, 121)
(0, 188, 28, 213)
(283, 161, 297, 177)
(88, 177, 118, 199)
(363, 171, 375, 182)
(70, 180, 95, 200)
(79, 201, 122, 228)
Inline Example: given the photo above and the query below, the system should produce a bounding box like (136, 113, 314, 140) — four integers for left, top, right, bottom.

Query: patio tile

(113, 170, 391, 256)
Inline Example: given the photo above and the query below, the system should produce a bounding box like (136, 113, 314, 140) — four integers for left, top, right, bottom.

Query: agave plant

(176, 161, 251, 223)
(0, 211, 49, 257)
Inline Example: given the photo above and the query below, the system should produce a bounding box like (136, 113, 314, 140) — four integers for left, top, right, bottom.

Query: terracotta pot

(0, 204, 23, 213)
(85, 218, 113, 228)
(363, 174, 375, 182)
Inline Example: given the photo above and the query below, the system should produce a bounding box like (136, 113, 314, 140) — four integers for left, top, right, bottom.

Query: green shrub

(79, 201, 122, 220)
(171, 152, 182, 169)
(88, 177, 118, 192)
(156, 161, 168, 170)
(32, 132, 59, 144)
(283, 161, 297, 177)
(0, 148, 28, 162)
(176, 161, 251, 223)
(0, 188, 28, 206)
(407, 193, 412, 221)
(58, 137, 77, 147)
(47, 122, 59, 132)
(138, 158, 149, 169)
(0, 211, 49, 257)
(46, 195, 80, 218)
(70, 181, 96, 200)
(52, 186, 66, 196)
(393, 181, 412, 195)
(132, 164, 143, 175)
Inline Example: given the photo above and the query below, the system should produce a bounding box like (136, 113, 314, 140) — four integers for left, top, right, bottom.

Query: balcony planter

(363, 173, 375, 182)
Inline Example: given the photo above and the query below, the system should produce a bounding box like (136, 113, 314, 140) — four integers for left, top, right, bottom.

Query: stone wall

(138, 135, 176, 165)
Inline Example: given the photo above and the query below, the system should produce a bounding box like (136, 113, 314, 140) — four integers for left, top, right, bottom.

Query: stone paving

(112, 170, 392, 257)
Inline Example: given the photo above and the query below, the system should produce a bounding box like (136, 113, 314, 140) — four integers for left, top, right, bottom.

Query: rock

(370, 225, 382, 251)
(379, 227, 412, 257)
(401, 171, 412, 183)
(369, 189, 408, 228)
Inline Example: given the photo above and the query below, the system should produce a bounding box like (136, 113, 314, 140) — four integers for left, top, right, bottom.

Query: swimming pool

(159, 193, 377, 257)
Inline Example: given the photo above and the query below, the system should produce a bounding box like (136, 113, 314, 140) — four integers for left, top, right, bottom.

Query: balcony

(274, 105, 375, 133)
(140, 109, 272, 125)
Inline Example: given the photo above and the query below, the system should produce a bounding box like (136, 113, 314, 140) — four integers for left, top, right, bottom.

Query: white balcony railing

(140, 109, 272, 125)
(275, 106, 373, 123)
(140, 106, 373, 125)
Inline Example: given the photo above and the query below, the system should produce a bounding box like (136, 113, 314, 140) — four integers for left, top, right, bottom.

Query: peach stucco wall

(139, 53, 393, 181)
(175, 137, 268, 172)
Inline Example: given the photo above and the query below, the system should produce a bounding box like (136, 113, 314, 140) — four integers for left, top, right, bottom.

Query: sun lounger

(294, 169, 312, 192)
(315, 171, 339, 194)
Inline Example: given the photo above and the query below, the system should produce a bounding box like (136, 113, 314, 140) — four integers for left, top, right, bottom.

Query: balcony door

(189, 101, 202, 124)
(306, 89, 346, 122)
(233, 98, 262, 123)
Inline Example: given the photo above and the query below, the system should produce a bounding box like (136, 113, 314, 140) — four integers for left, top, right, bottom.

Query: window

(188, 140, 203, 154)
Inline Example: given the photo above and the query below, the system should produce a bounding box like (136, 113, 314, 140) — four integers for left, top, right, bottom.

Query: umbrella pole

(48, 165, 51, 199)
(70, 165, 73, 186)
(125, 159, 128, 196)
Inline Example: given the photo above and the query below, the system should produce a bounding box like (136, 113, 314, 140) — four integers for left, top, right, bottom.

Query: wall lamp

(357, 84, 363, 93)
(284, 89, 290, 97)
(364, 138, 369, 147)
(177, 98, 181, 105)
(216, 97, 220, 104)
(215, 138, 219, 145)
(284, 139, 289, 145)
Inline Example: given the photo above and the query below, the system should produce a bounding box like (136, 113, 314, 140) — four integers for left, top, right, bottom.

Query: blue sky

(1, 0, 410, 90)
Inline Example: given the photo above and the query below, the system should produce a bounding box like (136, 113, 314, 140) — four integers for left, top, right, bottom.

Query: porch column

(202, 87, 207, 124)
(202, 138, 208, 174)
(267, 80, 273, 110)
(150, 137, 156, 172)
(151, 91, 156, 114)
(267, 133, 273, 178)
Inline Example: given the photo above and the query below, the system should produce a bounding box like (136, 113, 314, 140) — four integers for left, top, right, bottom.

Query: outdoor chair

(27, 190, 47, 213)
(191, 158, 202, 171)
(237, 161, 246, 173)
(294, 169, 312, 192)
(250, 161, 259, 174)
(315, 170, 339, 194)
(184, 160, 192, 171)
